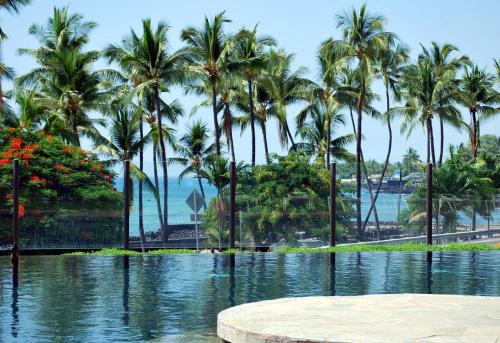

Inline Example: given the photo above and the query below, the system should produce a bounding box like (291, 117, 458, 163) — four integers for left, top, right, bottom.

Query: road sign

(186, 189, 205, 213)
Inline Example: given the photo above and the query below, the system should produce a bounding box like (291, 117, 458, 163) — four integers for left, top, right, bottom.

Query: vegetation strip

(62, 243, 500, 256)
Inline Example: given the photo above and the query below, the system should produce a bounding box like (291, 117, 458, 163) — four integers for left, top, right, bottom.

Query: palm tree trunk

(154, 87, 169, 244)
(211, 78, 221, 156)
(349, 106, 380, 237)
(363, 84, 392, 238)
(248, 78, 256, 166)
(438, 115, 444, 166)
(471, 109, 478, 231)
(355, 80, 365, 239)
(225, 104, 236, 163)
(260, 120, 269, 163)
(428, 117, 436, 165)
(152, 143, 165, 240)
(70, 109, 81, 147)
(326, 117, 331, 168)
(138, 114, 145, 251)
(286, 124, 295, 149)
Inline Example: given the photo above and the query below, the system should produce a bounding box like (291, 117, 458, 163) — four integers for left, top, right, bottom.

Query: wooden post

(329, 162, 336, 247)
(11, 159, 20, 267)
(124, 160, 130, 250)
(426, 163, 433, 245)
(426, 163, 433, 263)
(229, 161, 236, 249)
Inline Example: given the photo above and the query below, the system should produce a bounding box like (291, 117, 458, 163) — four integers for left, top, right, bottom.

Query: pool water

(1, 252, 499, 342)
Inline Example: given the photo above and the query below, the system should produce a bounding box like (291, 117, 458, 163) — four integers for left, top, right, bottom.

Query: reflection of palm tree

(170, 120, 214, 208)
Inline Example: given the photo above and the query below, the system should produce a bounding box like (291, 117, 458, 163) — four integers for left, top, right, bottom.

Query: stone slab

(217, 294, 500, 343)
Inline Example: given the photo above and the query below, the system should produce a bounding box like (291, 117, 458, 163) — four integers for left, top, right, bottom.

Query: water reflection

(0, 252, 499, 342)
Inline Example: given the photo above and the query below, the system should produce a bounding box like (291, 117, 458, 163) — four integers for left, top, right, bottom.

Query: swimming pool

(1, 252, 499, 342)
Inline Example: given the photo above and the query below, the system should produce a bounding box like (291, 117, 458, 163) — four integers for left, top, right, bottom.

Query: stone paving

(217, 294, 500, 342)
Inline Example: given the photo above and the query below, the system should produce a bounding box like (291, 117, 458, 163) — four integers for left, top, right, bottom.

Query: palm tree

(181, 12, 234, 156)
(0, 0, 31, 111)
(93, 104, 155, 250)
(420, 42, 469, 165)
(459, 65, 499, 159)
(363, 44, 408, 234)
(459, 65, 499, 232)
(198, 155, 246, 249)
(259, 49, 313, 149)
(105, 19, 185, 243)
(17, 7, 112, 146)
(170, 120, 214, 207)
(325, 4, 396, 236)
(138, 92, 182, 243)
(400, 58, 459, 165)
(294, 108, 355, 165)
(235, 26, 276, 165)
(18, 48, 109, 146)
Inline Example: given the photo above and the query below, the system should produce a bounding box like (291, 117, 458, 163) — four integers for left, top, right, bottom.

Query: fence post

(426, 163, 433, 245)
(11, 159, 20, 267)
(124, 160, 130, 250)
(330, 162, 336, 247)
(426, 163, 433, 263)
(229, 161, 236, 249)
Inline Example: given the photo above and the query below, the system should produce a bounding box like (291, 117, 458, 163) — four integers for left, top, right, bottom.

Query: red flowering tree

(0, 128, 123, 248)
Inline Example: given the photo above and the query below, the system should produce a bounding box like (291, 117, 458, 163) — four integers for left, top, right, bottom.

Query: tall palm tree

(0, 0, 31, 111)
(18, 48, 109, 146)
(181, 12, 234, 156)
(16, 6, 109, 146)
(170, 120, 214, 207)
(105, 19, 185, 243)
(235, 26, 276, 165)
(259, 49, 313, 149)
(420, 42, 469, 165)
(400, 58, 459, 165)
(325, 4, 396, 236)
(363, 44, 408, 234)
(93, 104, 155, 250)
(459, 65, 499, 159)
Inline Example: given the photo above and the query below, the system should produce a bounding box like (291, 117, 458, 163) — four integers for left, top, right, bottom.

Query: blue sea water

(126, 178, 498, 235)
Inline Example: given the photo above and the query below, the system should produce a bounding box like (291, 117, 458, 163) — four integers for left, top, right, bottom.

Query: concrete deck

(217, 294, 500, 343)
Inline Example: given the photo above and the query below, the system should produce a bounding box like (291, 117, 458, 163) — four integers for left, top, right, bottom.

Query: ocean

(126, 178, 499, 235)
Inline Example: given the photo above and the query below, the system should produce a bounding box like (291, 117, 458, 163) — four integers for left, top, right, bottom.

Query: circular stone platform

(217, 294, 500, 343)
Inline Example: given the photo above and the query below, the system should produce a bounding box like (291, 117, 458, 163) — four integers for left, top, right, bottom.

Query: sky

(2, 0, 500, 176)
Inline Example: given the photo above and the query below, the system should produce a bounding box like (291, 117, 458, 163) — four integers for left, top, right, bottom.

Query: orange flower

(18, 204, 25, 219)
(11, 137, 22, 149)
(62, 146, 73, 153)
(22, 154, 31, 159)
(55, 163, 64, 171)
(0, 158, 10, 167)
(9, 128, 16, 133)
(31, 175, 41, 182)
(46, 135, 53, 141)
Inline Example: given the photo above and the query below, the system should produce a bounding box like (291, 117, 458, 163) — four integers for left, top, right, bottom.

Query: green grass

(62, 243, 500, 256)
(64, 248, 194, 256)
(277, 243, 500, 253)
